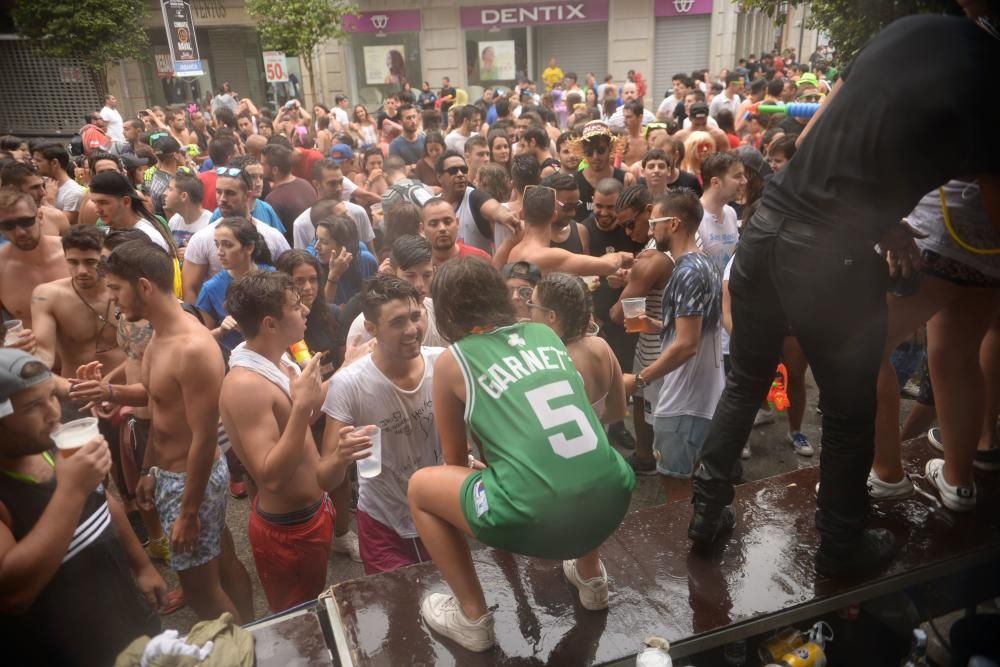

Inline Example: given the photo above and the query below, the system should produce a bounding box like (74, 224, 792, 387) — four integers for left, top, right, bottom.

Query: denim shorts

(653, 414, 712, 478)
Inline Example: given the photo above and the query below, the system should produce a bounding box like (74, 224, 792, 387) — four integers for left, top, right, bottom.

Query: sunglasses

(216, 167, 244, 177)
(584, 143, 610, 156)
(648, 215, 680, 227)
(560, 200, 581, 213)
(514, 286, 534, 303)
(443, 165, 469, 176)
(0, 216, 36, 232)
(525, 299, 553, 313)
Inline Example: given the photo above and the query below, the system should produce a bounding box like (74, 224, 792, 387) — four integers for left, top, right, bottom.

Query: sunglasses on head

(560, 199, 581, 213)
(443, 165, 469, 176)
(216, 167, 244, 177)
(0, 216, 36, 232)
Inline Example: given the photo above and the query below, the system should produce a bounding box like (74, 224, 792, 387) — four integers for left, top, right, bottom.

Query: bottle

(778, 642, 826, 667)
(900, 629, 927, 667)
(290, 340, 311, 366)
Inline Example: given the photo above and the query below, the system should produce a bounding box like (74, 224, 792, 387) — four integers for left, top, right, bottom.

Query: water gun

(744, 102, 819, 120)
(289, 340, 311, 366)
(768, 363, 790, 412)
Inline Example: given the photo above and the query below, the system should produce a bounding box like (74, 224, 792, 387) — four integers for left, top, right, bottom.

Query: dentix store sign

(461, 1, 609, 29)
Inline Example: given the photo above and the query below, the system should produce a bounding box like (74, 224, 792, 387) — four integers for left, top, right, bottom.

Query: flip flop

(160, 589, 185, 615)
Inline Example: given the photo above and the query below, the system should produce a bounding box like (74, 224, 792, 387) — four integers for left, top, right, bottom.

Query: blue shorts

(653, 415, 712, 478)
(153, 456, 229, 571)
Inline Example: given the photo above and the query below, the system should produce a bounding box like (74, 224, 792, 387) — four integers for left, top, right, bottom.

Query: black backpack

(68, 135, 85, 157)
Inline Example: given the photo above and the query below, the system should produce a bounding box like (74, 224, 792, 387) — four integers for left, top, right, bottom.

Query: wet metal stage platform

(256, 436, 1000, 666)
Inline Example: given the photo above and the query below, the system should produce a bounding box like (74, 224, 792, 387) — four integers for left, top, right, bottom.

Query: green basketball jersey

(452, 323, 634, 557)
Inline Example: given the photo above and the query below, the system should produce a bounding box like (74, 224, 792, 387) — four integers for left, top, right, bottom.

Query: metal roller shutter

(205, 30, 254, 101)
(651, 15, 711, 104)
(533, 23, 608, 83)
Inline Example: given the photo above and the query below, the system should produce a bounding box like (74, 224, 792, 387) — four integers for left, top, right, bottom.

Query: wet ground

(154, 373, 834, 633)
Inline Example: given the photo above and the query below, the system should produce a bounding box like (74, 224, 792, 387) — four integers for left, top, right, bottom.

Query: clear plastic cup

(354, 425, 382, 479)
(622, 297, 647, 333)
(51, 417, 99, 457)
(3, 320, 24, 346)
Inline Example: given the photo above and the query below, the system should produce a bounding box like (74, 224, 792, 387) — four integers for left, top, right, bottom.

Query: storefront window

(464, 28, 527, 88)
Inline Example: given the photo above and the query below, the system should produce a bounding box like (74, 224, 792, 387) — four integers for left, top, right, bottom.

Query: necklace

(71, 279, 115, 354)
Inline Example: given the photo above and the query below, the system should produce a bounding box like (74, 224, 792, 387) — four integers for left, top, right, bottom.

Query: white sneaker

(754, 408, 776, 426)
(867, 469, 914, 500)
(925, 459, 976, 512)
(788, 432, 815, 457)
(420, 593, 495, 652)
(741, 442, 752, 460)
(331, 530, 362, 562)
(927, 427, 944, 453)
(562, 559, 609, 610)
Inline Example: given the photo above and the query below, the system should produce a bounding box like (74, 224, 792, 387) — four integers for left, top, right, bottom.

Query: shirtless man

(0, 162, 70, 236)
(0, 190, 67, 346)
(505, 185, 632, 277)
(31, 226, 123, 374)
(220, 271, 332, 613)
(621, 101, 649, 166)
(103, 239, 253, 622)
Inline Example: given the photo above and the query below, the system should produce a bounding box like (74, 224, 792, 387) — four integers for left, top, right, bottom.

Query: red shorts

(356, 510, 431, 575)
(249, 495, 335, 613)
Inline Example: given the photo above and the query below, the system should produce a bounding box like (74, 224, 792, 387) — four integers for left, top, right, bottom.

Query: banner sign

(263, 51, 289, 83)
(161, 0, 204, 77)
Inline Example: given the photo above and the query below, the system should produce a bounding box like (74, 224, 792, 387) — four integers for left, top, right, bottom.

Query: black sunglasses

(0, 216, 36, 232)
(584, 143, 610, 156)
(443, 165, 469, 176)
(560, 200, 581, 213)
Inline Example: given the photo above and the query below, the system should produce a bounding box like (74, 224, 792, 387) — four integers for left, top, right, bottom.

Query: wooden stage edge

(321, 436, 999, 666)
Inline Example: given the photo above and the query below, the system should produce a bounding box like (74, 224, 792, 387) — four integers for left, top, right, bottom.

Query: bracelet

(139, 467, 151, 476)
(107, 384, 114, 402)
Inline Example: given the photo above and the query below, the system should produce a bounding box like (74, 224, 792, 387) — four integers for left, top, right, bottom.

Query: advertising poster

(363, 44, 407, 87)
(477, 40, 515, 80)
(161, 0, 204, 76)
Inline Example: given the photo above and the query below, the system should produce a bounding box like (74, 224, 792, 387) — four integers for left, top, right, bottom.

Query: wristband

(107, 384, 115, 402)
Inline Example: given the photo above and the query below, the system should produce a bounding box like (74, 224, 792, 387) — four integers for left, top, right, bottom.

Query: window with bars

(0, 38, 102, 137)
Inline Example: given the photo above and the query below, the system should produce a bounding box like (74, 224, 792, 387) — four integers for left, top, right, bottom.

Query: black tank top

(550, 221, 584, 255)
(574, 168, 627, 221)
(0, 454, 159, 666)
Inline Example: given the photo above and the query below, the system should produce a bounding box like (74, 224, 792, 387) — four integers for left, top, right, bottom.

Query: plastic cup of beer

(51, 417, 100, 458)
(3, 320, 24, 346)
(622, 297, 647, 333)
(353, 425, 382, 479)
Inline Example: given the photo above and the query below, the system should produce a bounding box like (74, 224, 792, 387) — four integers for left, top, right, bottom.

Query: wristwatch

(633, 372, 648, 395)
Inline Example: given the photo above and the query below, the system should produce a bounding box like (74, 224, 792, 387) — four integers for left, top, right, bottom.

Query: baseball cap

(120, 154, 150, 171)
(329, 144, 354, 164)
(689, 102, 710, 119)
(0, 349, 51, 418)
(89, 171, 141, 199)
(501, 261, 542, 285)
(737, 145, 773, 179)
(797, 72, 820, 89)
(151, 134, 182, 155)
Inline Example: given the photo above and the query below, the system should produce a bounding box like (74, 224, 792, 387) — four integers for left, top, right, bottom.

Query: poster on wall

(363, 44, 407, 87)
(161, 0, 203, 77)
(477, 40, 516, 81)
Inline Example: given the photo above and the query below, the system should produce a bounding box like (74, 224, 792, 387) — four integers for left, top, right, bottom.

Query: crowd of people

(0, 7, 998, 661)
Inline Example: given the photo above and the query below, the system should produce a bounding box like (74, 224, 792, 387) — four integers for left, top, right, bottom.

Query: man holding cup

(319, 274, 446, 574)
(0, 349, 165, 665)
(0, 190, 68, 350)
(219, 271, 337, 613)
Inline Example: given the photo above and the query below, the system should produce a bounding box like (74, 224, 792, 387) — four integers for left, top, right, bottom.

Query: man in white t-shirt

(444, 106, 478, 154)
(344, 235, 445, 349)
(100, 94, 125, 142)
(332, 95, 350, 130)
(697, 152, 744, 278)
(292, 160, 374, 252)
(165, 173, 211, 260)
(657, 73, 692, 121)
(88, 172, 170, 252)
(318, 274, 444, 574)
(629, 190, 724, 506)
(181, 170, 290, 303)
(709, 74, 743, 120)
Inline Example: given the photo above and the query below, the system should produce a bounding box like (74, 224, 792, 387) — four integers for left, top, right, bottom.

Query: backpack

(68, 135, 85, 157)
(382, 179, 432, 209)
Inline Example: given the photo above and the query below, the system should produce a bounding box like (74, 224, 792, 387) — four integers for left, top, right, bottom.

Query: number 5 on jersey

(524, 380, 598, 459)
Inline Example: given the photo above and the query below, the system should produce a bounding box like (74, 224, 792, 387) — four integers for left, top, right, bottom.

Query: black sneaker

(974, 447, 1000, 471)
(814, 528, 895, 578)
(626, 452, 657, 476)
(688, 503, 736, 545)
(127, 510, 149, 547)
(608, 422, 636, 450)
